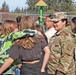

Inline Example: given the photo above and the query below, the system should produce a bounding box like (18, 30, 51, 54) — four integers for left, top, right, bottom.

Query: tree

(56, 0, 74, 11)
(26, 0, 75, 12)
(21, 7, 24, 13)
(14, 7, 21, 13)
(26, 0, 38, 12)
(44, 0, 75, 12)
(1, 1, 9, 12)
(6, 5, 9, 12)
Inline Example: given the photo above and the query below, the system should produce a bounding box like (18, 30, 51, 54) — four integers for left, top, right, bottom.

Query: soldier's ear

(63, 21, 66, 26)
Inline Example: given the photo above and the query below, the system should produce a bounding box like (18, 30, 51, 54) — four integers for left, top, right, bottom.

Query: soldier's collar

(56, 27, 70, 36)
(56, 28, 65, 35)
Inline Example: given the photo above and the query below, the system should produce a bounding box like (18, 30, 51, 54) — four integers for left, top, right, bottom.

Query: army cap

(51, 12, 67, 22)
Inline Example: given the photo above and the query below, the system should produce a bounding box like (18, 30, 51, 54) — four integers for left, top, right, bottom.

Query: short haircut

(61, 19, 68, 25)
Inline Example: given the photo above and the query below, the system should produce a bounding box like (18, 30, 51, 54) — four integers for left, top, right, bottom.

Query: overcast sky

(0, 0, 27, 11)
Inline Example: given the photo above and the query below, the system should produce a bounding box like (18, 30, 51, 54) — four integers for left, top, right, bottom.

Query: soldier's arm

(56, 36, 74, 74)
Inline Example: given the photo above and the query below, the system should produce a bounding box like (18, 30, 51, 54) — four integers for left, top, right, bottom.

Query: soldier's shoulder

(60, 28, 71, 36)
(59, 27, 73, 40)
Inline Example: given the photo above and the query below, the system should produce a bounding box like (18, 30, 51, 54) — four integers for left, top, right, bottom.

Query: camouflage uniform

(72, 33, 76, 74)
(48, 27, 75, 75)
(0, 29, 38, 74)
(72, 33, 76, 57)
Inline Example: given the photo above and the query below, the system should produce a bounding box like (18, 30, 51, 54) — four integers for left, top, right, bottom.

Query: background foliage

(0, 0, 76, 13)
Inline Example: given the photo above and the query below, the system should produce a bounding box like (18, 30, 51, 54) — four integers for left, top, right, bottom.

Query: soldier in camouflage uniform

(47, 12, 75, 75)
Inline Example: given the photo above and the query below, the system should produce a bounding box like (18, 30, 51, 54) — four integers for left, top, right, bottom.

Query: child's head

(20, 16, 34, 30)
(3, 20, 18, 35)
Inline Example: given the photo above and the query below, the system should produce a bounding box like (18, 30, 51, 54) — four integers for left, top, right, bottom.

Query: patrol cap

(51, 12, 67, 22)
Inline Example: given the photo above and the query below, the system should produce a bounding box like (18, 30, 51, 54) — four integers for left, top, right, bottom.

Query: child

(0, 20, 40, 75)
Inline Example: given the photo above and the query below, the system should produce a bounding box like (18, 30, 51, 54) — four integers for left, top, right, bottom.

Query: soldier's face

(53, 20, 65, 31)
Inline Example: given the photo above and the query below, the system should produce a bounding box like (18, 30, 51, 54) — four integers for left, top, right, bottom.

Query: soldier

(47, 12, 75, 75)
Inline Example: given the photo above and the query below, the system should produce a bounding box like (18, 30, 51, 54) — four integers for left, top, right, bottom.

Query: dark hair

(16, 16, 22, 29)
(16, 16, 22, 23)
(35, 25, 48, 43)
(71, 17, 76, 33)
(73, 28, 76, 33)
(71, 17, 76, 26)
(0, 23, 2, 26)
(46, 14, 54, 19)
(61, 19, 68, 25)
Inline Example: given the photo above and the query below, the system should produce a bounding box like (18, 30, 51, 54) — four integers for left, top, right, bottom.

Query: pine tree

(1, 1, 9, 12)
(14, 7, 21, 13)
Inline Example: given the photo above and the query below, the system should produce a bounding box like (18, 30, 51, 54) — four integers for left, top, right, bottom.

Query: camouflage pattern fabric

(48, 27, 75, 75)
(74, 34, 76, 47)
(0, 29, 37, 74)
(51, 12, 67, 22)
(72, 33, 76, 74)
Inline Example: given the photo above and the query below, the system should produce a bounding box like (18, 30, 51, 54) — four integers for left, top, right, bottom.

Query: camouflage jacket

(48, 27, 75, 74)
(0, 29, 38, 64)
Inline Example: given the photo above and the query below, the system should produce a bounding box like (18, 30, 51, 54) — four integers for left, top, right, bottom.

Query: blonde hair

(20, 16, 34, 30)
(14, 16, 36, 49)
